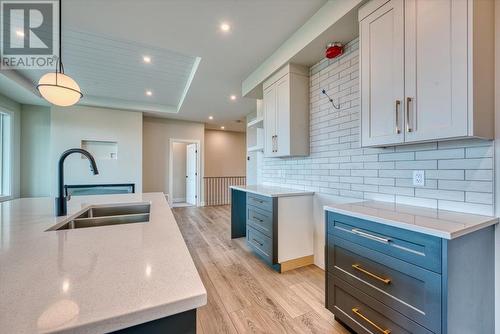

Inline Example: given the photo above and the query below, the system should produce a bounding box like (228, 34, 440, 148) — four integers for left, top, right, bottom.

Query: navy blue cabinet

(325, 211, 494, 334)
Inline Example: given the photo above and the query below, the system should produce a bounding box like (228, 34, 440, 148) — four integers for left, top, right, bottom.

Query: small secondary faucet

(56, 148, 99, 216)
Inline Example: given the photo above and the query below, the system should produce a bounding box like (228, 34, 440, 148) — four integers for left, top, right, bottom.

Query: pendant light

(37, 0, 82, 106)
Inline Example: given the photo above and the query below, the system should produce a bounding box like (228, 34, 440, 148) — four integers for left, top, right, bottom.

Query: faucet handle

(66, 194, 72, 201)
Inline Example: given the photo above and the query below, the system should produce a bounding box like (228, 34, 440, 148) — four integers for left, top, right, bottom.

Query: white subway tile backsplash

(415, 149, 464, 160)
(262, 38, 494, 215)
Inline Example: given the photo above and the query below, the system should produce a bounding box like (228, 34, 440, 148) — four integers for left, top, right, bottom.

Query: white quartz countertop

(324, 200, 498, 239)
(230, 185, 314, 197)
(0, 193, 207, 334)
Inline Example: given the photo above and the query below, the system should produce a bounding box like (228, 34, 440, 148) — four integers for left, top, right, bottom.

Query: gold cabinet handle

(406, 97, 413, 132)
(352, 264, 391, 285)
(352, 307, 391, 334)
(395, 100, 401, 134)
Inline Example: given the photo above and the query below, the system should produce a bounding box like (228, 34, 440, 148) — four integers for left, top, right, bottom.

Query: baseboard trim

(280, 255, 314, 273)
(173, 197, 186, 203)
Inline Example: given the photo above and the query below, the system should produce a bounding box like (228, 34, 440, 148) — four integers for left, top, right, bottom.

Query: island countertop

(230, 184, 314, 197)
(325, 200, 498, 239)
(0, 193, 207, 334)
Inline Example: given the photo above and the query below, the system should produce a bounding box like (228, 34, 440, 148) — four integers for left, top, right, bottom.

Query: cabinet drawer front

(327, 212, 441, 273)
(246, 226, 273, 264)
(247, 205, 273, 238)
(328, 274, 433, 334)
(247, 193, 273, 212)
(328, 236, 441, 332)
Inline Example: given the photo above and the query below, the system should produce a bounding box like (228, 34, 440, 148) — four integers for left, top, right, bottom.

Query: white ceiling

(2, 0, 328, 131)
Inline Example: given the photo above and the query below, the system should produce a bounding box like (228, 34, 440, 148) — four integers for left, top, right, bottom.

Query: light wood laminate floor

(172, 205, 350, 334)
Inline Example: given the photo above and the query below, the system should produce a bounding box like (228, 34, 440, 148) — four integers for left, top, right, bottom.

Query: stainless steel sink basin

(47, 202, 151, 231)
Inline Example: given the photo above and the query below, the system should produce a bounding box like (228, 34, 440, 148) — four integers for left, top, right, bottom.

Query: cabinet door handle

(351, 228, 391, 244)
(406, 97, 413, 133)
(352, 264, 391, 285)
(252, 238, 264, 247)
(395, 100, 401, 134)
(352, 308, 391, 334)
(275, 135, 278, 152)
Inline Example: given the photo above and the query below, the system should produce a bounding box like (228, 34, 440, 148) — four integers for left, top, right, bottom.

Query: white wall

(142, 117, 204, 198)
(20, 105, 51, 197)
(172, 142, 187, 202)
(0, 93, 21, 199)
(50, 105, 143, 195)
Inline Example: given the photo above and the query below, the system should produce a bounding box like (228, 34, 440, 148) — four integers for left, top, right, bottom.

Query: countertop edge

(324, 205, 499, 240)
(230, 185, 314, 197)
(62, 293, 207, 334)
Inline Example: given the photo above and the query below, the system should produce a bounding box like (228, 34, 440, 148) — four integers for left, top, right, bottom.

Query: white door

(263, 85, 277, 157)
(275, 74, 290, 157)
(185, 144, 197, 205)
(404, 0, 468, 142)
(360, 0, 405, 147)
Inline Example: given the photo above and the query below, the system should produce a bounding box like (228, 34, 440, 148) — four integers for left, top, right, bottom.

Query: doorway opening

(169, 139, 201, 208)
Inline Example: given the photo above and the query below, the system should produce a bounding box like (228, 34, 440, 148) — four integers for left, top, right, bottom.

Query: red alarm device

(325, 42, 344, 59)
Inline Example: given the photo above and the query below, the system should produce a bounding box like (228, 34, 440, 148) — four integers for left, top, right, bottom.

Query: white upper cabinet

(360, 0, 405, 146)
(359, 0, 494, 147)
(263, 64, 309, 157)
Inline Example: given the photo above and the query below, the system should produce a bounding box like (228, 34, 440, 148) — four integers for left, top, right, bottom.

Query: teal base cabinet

(231, 188, 247, 239)
(325, 211, 494, 334)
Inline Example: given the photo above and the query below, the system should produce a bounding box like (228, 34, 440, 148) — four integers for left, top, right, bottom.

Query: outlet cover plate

(413, 170, 425, 187)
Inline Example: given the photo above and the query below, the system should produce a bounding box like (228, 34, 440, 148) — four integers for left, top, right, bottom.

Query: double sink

(47, 202, 151, 231)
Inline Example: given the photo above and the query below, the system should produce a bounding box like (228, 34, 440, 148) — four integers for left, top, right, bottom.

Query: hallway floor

(172, 205, 349, 334)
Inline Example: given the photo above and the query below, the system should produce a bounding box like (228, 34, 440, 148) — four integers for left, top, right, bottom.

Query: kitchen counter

(230, 184, 314, 197)
(0, 193, 207, 334)
(325, 200, 498, 239)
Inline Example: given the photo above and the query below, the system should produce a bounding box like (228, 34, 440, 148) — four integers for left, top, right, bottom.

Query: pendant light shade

(37, 72, 82, 107)
(37, 0, 82, 107)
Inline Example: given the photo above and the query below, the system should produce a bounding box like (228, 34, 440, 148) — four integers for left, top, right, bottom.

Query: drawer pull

(252, 216, 264, 223)
(352, 264, 391, 285)
(352, 307, 391, 334)
(252, 238, 264, 247)
(351, 228, 391, 244)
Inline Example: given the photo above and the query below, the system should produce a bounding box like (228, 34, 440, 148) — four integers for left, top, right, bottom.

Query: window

(0, 111, 12, 200)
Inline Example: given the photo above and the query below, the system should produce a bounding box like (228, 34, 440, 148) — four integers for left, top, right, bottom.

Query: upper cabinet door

(404, 0, 468, 142)
(360, 0, 405, 147)
(275, 75, 291, 157)
(263, 85, 277, 157)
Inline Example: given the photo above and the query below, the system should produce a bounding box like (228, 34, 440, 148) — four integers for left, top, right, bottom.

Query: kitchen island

(0, 193, 206, 334)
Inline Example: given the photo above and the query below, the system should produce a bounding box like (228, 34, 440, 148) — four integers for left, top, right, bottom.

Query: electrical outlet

(413, 170, 425, 187)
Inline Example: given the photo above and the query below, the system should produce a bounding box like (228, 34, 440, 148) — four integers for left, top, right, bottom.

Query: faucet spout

(56, 148, 99, 216)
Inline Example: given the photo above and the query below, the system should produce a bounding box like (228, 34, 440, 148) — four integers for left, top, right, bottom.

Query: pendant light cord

(58, 0, 64, 74)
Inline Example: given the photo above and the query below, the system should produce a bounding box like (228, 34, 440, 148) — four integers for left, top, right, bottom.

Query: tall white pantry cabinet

(359, 0, 494, 147)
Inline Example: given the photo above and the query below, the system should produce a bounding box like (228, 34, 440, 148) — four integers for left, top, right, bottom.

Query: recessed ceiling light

(230, 95, 237, 101)
(220, 22, 231, 32)
(143, 56, 151, 63)
(208, 116, 214, 120)
(220, 126, 225, 130)
(16, 30, 24, 37)
(146, 90, 153, 96)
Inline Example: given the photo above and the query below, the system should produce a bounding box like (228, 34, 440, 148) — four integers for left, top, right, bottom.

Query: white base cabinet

(360, 0, 494, 147)
(263, 64, 309, 157)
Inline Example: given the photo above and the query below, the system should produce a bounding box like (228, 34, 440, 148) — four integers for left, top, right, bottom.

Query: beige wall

(172, 142, 187, 201)
(494, 0, 499, 330)
(204, 129, 246, 177)
(142, 117, 204, 195)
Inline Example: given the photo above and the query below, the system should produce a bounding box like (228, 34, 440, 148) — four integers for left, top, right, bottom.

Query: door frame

(168, 138, 201, 207)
